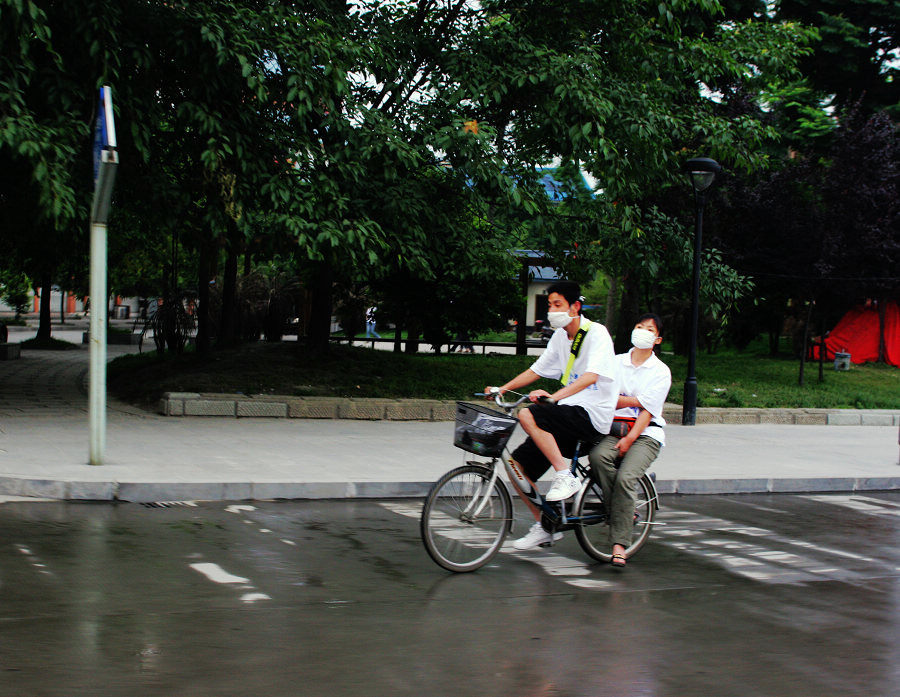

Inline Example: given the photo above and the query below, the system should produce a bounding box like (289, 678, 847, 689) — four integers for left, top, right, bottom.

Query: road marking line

(655, 511, 883, 583)
(190, 562, 249, 585)
(803, 495, 900, 517)
(190, 562, 272, 603)
(568, 578, 616, 589)
(14, 543, 53, 576)
(380, 502, 599, 584)
(240, 592, 271, 604)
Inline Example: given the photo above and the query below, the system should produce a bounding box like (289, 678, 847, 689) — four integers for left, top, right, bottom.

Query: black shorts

(510, 403, 601, 482)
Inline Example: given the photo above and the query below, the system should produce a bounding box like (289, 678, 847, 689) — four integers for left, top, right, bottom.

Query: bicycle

(420, 389, 660, 573)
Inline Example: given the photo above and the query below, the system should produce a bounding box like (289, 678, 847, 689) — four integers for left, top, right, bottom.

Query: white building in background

(0, 287, 141, 320)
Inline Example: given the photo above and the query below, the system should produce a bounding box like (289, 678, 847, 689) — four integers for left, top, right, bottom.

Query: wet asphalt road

(1, 493, 898, 697)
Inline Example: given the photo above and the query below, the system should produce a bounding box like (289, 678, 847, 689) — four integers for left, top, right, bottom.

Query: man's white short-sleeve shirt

(530, 318, 618, 434)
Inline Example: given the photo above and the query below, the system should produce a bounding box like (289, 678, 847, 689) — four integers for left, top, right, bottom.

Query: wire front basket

(453, 401, 518, 457)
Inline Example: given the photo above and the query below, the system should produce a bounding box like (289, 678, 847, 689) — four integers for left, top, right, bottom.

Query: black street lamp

(682, 157, 721, 426)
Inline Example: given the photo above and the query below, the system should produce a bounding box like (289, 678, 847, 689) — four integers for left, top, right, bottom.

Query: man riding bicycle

(485, 281, 618, 550)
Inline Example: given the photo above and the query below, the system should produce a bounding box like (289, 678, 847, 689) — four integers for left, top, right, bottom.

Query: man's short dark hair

(547, 281, 582, 310)
(638, 312, 663, 336)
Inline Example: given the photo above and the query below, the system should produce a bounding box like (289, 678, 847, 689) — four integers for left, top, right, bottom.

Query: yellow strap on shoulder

(561, 318, 591, 386)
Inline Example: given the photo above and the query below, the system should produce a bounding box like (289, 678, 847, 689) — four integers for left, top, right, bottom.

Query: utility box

(834, 352, 851, 371)
(0, 343, 20, 360)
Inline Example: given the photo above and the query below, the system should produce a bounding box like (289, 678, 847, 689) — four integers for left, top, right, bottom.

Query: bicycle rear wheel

(573, 475, 656, 563)
(420, 464, 513, 573)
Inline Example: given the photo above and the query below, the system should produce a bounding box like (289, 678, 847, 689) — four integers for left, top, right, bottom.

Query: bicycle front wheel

(420, 464, 513, 573)
(573, 475, 656, 563)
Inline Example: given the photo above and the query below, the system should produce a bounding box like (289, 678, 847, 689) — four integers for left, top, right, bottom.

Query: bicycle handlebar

(474, 389, 555, 412)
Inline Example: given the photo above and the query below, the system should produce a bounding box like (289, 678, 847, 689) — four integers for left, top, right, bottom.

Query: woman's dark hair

(637, 312, 663, 336)
(546, 281, 582, 310)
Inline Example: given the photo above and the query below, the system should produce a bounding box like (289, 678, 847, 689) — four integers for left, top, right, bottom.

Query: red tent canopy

(820, 301, 900, 367)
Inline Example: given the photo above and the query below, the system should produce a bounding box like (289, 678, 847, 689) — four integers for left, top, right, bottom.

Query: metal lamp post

(682, 157, 721, 426)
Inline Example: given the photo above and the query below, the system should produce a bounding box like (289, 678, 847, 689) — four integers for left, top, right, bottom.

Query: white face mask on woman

(547, 311, 575, 329)
(631, 327, 657, 349)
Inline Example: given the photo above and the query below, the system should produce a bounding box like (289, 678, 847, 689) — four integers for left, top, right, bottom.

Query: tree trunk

(516, 259, 528, 355)
(612, 274, 640, 353)
(605, 276, 618, 331)
(218, 235, 239, 348)
(405, 320, 420, 354)
(767, 310, 782, 355)
(798, 300, 813, 386)
(307, 258, 333, 354)
(393, 311, 403, 353)
(768, 327, 779, 356)
(817, 301, 824, 383)
(196, 237, 213, 357)
(35, 270, 53, 341)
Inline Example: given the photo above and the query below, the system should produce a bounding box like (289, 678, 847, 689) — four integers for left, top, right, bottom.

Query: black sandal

(611, 553, 627, 568)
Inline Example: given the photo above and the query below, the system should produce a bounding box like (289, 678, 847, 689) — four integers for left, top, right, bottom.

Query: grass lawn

(20, 337, 81, 350)
(663, 348, 900, 410)
(108, 337, 900, 411)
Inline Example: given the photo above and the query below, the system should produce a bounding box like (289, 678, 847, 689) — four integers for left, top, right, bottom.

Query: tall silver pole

(89, 86, 118, 466)
(89, 220, 107, 464)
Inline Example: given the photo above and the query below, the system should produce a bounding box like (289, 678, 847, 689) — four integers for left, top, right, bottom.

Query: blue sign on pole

(91, 86, 119, 224)
(93, 86, 117, 184)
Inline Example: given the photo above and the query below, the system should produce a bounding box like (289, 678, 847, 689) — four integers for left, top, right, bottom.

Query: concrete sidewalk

(1, 410, 898, 503)
(0, 324, 898, 502)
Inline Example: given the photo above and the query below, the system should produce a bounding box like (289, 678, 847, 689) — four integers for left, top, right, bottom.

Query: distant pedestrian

(365, 306, 381, 339)
(450, 329, 473, 353)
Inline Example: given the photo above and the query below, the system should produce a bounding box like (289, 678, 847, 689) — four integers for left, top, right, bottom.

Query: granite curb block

(0, 478, 438, 502)
(159, 393, 460, 421)
(3, 475, 900, 502)
(158, 393, 900, 426)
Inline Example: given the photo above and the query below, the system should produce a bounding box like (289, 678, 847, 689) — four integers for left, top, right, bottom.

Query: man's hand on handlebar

(482, 386, 555, 405)
(528, 389, 555, 404)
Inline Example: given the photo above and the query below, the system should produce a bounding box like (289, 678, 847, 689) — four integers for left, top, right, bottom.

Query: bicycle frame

(493, 439, 607, 530)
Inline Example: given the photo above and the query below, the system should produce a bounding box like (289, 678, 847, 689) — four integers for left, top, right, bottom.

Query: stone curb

(159, 393, 457, 421)
(3, 475, 900, 503)
(157, 393, 900, 426)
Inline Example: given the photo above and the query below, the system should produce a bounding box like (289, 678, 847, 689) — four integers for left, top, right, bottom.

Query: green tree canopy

(2, 0, 821, 354)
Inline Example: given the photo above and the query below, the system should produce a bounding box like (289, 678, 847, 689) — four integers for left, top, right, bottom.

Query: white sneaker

(513, 521, 563, 550)
(545, 471, 581, 501)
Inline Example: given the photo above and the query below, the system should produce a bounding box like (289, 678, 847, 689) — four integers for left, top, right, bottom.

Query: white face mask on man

(547, 311, 575, 329)
(631, 327, 657, 349)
